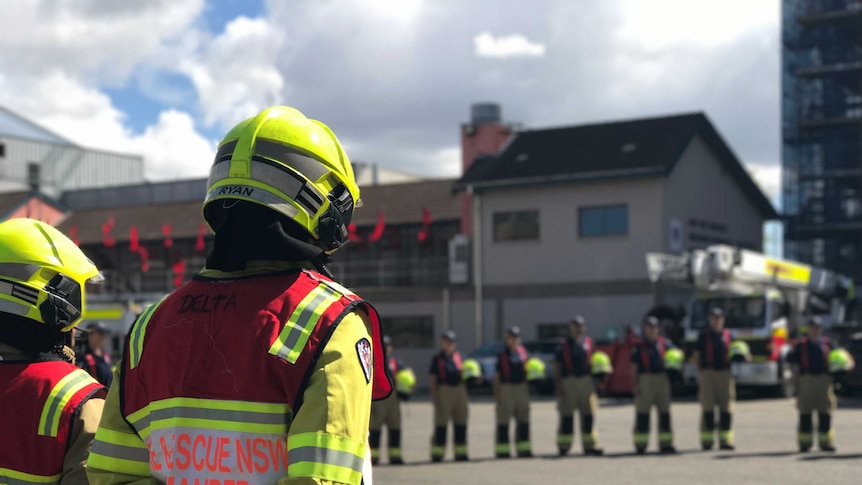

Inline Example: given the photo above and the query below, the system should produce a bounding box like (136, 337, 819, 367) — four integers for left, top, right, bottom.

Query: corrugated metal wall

(0, 135, 144, 196)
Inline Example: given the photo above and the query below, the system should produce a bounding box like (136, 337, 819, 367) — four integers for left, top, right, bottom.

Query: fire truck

(644, 245, 855, 397)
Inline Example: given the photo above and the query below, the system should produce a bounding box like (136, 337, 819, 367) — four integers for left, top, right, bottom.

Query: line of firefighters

(370, 309, 857, 463)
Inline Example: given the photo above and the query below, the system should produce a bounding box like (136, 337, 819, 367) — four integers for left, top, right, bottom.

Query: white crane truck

(645, 245, 855, 397)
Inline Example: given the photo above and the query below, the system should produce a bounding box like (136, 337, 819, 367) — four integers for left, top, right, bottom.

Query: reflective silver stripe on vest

(89, 440, 151, 463)
(148, 406, 288, 426)
(288, 446, 365, 474)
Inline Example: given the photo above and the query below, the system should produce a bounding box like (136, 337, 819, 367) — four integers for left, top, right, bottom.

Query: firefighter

(494, 326, 532, 458)
(0, 218, 107, 483)
(429, 330, 470, 462)
(631, 316, 676, 454)
(692, 307, 740, 451)
(555, 315, 603, 456)
(788, 317, 837, 452)
(370, 335, 409, 465)
(88, 106, 393, 485)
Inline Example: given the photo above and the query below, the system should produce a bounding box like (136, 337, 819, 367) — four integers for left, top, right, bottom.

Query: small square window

(579, 205, 628, 237)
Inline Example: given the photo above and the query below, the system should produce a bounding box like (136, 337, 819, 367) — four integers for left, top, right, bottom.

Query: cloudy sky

(0, 0, 781, 201)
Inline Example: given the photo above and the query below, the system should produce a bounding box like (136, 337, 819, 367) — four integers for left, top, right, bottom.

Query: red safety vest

(704, 329, 731, 367)
(561, 336, 593, 375)
(499, 345, 528, 382)
(799, 337, 830, 374)
(640, 337, 666, 373)
(0, 360, 105, 484)
(436, 351, 463, 383)
(121, 269, 391, 484)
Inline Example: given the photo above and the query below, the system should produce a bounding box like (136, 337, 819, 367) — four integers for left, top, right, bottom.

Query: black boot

(369, 429, 381, 465)
(431, 426, 446, 462)
(817, 412, 835, 452)
(558, 416, 574, 456)
(719, 412, 734, 450)
(701, 411, 715, 450)
(633, 413, 650, 454)
(495, 424, 510, 458)
(454, 424, 469, 461)
(658, 412, 675, 454)
(389, 428, 404, 464)
(581, 414, 603, 455)
(516, 422, 532, 457)
(798, 413, 813, 452)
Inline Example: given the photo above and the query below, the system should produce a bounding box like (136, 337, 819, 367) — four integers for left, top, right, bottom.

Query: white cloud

(128, 110, 216, 180)
(474, 32, 546, 59)
(178, 16, 286, 128)
(616, 0, 776, 51)
(746, 164, 781, 201)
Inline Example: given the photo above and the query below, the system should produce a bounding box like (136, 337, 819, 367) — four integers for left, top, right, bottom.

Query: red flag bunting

(172, 259, 186, 288)
(129, 226, 139, 252)
(417, 208, 432, 242)
(162, 223, 173, 248)
(68, 226, 79, 246)
(195, 222, 208, 252)
(101, 216, 116, 247)
(348, 223, 363, 243)
(138, 246, 149, 272)
(369, 210, 386, 242)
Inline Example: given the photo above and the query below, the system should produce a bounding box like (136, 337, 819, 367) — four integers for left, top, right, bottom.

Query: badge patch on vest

(356, 338, 372, 384)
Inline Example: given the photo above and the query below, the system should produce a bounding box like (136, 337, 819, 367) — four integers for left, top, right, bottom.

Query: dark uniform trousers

(431, 383, 469, 461)
(495, 382, 531, 457)
(557, 376, 599, 453)
(370, 393, 402, 463)
(633, 373, 673, 451)
(797, 374, 837, 450)
(698, 369, 735, 448)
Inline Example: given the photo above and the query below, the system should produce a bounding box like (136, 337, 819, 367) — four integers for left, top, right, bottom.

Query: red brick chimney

(460, 103, 513, 235)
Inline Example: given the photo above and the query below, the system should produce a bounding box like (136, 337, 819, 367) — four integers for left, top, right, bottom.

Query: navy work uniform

(429, 331, 469, 462)
(695, 307, 735, 450)
(788, 319, 836, 452)
(631, 317, 675, 454)
(494, 326, 532, 458)
(555, 316, 602, 455)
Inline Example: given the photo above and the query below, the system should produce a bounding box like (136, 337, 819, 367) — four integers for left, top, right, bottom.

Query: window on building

(0, 143, 5, 157)
(493, 210, 539, 242)
(579, 205, 628, 237)
(27, 162, 40, 190)
(380, 315, 434, 348)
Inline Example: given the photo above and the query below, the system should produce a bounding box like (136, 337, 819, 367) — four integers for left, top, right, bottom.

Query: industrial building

(782, 0, 862, 281)
(47, 104, 776, 390)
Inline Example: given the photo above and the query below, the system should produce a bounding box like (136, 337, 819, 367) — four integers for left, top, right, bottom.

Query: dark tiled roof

(0, 191, 31, 218)
(458, 112, 778, 219)
(351, 179, 461, 226)
(57, 179, 463, 245)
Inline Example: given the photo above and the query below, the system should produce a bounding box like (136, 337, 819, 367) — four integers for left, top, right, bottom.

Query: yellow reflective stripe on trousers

(88, 428, 152, 475)
(0, 467, 60, 485)
(129, 297, 166, 369)
(37, 369, 95, 437)
(126, 397, 290, 440)
(268, 283, 342, 364)
(287, 432, 366, 485)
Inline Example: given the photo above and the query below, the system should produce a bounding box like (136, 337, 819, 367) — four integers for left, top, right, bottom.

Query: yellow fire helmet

(202, 106, 360, 253)
(0, 218, 102, 331)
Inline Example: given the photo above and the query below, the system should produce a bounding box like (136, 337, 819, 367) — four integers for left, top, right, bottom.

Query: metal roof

(0, 106, 73, 145)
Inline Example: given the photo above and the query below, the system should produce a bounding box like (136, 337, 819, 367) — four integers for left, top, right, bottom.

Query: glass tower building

(782, 0, 862, 280)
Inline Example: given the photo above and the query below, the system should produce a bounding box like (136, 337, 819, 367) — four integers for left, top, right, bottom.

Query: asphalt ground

(371, 395, 862, 485)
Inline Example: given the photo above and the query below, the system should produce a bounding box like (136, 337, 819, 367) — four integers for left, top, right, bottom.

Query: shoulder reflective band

(288, 432, 366, 485)
(129, 297, 167, 369)
(38, 369, 96, 437)
(0, 467, 61, 485)
(269, 283, 343, 364)
(88, 428, 152, 476)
